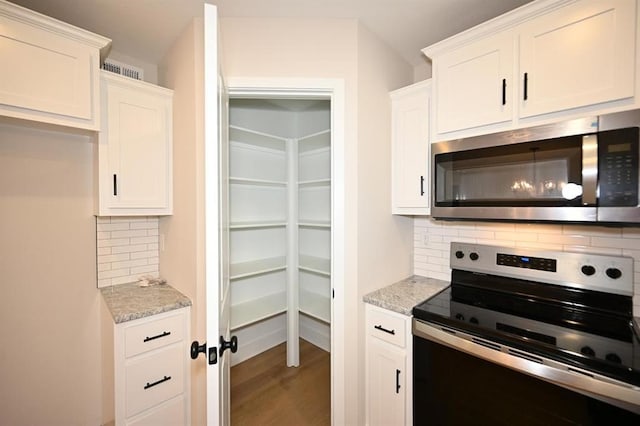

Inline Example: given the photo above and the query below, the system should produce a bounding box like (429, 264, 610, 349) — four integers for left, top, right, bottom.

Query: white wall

(221, 16, 414, 424)
(158, 17, 206, 426)
(355, 22, 415, 418)
(0, 121, 102, 425)
(414, 218, 640, 314)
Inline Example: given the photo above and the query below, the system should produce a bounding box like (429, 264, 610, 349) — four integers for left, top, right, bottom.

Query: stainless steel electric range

(412, 242, 640, 425)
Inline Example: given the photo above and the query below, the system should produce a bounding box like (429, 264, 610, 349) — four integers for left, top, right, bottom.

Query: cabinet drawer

(367, 307, 407, 348)
(125, 312, 185, 358)
(125, 344, 184, 418)
(127, 395, 185, 426)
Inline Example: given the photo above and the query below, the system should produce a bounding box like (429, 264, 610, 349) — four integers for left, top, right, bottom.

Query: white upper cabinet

(391, 80, 431, 215)
(0, 0, 110, 130)
(425, 0, 638, 142)
(435, 32, 514, 134)
(518, 0, 636, 118)
(97, 72, 173, 216)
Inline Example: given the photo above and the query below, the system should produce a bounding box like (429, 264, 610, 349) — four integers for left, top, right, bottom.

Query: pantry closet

(228, 98, 331, 367)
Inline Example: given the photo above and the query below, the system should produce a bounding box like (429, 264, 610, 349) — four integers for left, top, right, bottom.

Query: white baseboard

(299, 314, 330, 352)
(230, 314, 286, 366)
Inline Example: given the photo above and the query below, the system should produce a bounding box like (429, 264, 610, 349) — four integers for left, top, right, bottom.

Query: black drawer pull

(144, 331, 171, 342)
(144, 375, 171, 390)
(374, 324, 395, 335)
(420, 175, 425, 196)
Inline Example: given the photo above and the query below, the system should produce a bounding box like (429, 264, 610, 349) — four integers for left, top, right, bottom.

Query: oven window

(434, 136, 583, 207)
(413, 336, 640, 425)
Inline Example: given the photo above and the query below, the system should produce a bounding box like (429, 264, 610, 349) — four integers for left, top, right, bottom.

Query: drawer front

(367, 307, 407, 348)
(125, 311, 185, 357)
(126, 344, 185, 418)
(127, 395, 185, 426)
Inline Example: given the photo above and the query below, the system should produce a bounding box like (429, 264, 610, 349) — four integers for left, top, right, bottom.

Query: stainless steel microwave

(431, 110, 640, 224)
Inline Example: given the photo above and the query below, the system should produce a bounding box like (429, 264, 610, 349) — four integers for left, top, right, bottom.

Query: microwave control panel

(598, 127, 638, 207)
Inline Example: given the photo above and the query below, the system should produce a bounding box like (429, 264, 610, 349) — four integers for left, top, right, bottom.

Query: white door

(204, 4, 232, 425)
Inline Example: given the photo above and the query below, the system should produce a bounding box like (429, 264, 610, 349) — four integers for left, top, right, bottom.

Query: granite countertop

(101, 282, 192, 324)
(363, 275, 450, 315)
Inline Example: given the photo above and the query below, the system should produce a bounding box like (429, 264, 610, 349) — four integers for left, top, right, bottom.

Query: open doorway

(226, 97, 332, 424)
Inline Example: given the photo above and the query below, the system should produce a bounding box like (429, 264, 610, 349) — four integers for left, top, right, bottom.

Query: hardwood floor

(231, 339, 330, 426)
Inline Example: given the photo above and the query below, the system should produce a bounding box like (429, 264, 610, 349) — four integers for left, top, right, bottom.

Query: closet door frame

(227, 78, 345, 426)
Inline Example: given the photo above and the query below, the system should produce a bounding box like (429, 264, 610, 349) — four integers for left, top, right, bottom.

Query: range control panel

(449, 242, 634, 296)
(496, 253, 557, 272)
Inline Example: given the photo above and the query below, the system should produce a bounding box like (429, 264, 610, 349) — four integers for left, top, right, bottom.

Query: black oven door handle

(412, 319, 640, 414)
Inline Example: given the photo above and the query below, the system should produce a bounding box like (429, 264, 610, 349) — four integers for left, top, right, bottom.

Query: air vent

(102, 59, 144, 81)
(508, 348, 543, 364)
(471, 337, 501, 351)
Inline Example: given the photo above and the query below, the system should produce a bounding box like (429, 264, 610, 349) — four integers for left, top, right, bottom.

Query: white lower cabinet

(113, 308, 190, 425)
(366, 304, 412, 426)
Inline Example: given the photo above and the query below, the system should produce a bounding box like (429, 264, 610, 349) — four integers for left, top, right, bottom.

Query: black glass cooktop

(413, 270, 640, 387)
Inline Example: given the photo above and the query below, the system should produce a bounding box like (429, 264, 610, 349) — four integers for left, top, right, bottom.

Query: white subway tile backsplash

(95, 217, 160, 288)
(110, 229, 149, 239)
(97, 222, 130, 232)
(414, 218, 640, 316)
(111, 244, 149, 254)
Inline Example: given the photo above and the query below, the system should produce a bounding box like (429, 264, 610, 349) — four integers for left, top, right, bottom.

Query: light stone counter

(101, 282, 192, 324)
(363, 275, 450, 315)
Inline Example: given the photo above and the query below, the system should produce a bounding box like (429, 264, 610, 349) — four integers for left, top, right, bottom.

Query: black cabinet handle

(420, 175, 425, 196)
(502, 78, 506, 105)
(396, 369, 401, 394)
(144, 375, 171, 390)
(523, 72, 528, 101)
(374, 324, 395, 335)
(113, 174, 118, 196)
(144, 331, 170, 342)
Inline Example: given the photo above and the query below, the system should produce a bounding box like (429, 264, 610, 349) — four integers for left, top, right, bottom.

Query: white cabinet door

(366, 304, 412, 425)
(0, 1, 109, 130)
(434, 31, 514, 135)
(391, 80, 431, 215)
(367, 338, 407, 426)
(519, 0, 636, 119)
(98, 72, 173, 216)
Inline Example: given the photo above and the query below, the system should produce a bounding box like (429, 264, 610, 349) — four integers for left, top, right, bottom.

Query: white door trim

(227, 77, 346, 426)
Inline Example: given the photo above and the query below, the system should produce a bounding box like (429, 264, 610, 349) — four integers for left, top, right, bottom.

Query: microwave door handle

(582, 134, 598, 206)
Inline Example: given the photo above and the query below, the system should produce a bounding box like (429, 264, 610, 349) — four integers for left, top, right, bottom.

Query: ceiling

(10, 0, 532, 67)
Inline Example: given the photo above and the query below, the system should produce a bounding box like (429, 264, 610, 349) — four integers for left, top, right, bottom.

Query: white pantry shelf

(299, 254, 330, 276)
(230, 177, 288, 187)
(231, 292, 287, 331)
(298, 220, 331, 228)
(299, 291, 331, 324)
(230, 256, 287, 280)
(230, 125, 287, 151)
(230, 220, 287, 229)
(298, 178, 331, 187)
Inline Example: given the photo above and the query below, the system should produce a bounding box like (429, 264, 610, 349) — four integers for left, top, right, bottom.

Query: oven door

(413, 319, 640, 425)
